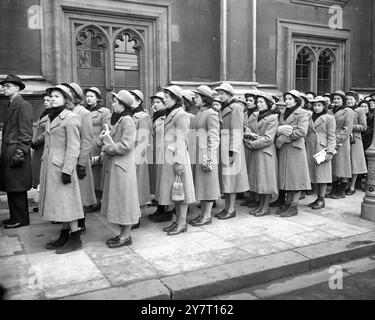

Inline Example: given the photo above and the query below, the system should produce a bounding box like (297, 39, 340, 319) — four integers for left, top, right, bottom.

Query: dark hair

(359, 100, 371, 109)
(201, 95, 214, 106)
(305, 91, 316, 98)
(332, 94, 347, 106)
(256, 96, 273, 110)
(284, 93, 303, 108)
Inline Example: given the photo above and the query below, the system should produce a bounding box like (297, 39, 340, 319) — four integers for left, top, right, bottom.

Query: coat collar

(285, 107, 303, 125)
(49, 108, 70, 131)
(4, 95, 23, 125)
(164, 107, 183, 128)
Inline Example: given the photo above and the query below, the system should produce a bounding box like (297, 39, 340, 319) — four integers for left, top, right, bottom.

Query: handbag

(171, 175, 185, 202)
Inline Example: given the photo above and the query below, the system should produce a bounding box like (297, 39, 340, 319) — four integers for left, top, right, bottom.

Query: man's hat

(0, 74, 25, 90)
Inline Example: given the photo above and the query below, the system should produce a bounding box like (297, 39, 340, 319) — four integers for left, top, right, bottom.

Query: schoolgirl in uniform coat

(40, 85, 83, 254)
(242, 91, 259, 208)
(189, 85, 221, 227)
(214, 83, 249, 220)
(244, 92, 279, 216)
(99, 90, 141, 248)
(306, 96, 336, 210)
(346, 91, 367, 195)
(84, 87, 111, 212)
(275, 90, 311, 217)
(157, 85, 196, 236)
(326, 91, 355, 199)
(130, 90, 152, 207)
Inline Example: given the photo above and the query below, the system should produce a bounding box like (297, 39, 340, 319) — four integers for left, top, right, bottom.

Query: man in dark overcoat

(0, 74, 33, 229)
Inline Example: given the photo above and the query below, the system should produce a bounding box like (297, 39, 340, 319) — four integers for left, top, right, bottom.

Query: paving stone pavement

(0, 190, 374, 300)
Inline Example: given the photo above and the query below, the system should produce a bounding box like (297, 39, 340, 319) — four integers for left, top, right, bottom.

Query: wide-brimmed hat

(331, 90, 346, 100)
(0, 74, 25, 90)
(84, 87, 102, 100)
(62, 82, 84, 99)
(256, 92, 275, 105)
(46, 85, 74, 101)
(312, 96, 328, 106)
(214, 82, 235, 96)
(192, 85, 214, 100)
(112, 90, 135, 107)
(163, 85, 184, 100)
(283, 90, 302, 101)
(244, 90, 259, 99)
(237, 96, 247, 106)
(346, 90, 359, 101)
(150, 91, 165, 102)
(130, 90, 144, 102)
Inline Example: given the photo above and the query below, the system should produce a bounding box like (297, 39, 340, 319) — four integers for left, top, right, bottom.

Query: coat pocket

(292, 139, 304, 150)
(52, 157, 64, 169)
(263, 147, 273, 157)
(113, 158, 128, 172)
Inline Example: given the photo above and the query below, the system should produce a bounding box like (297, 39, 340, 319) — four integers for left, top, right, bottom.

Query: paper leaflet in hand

(102, 124, 115, 146)
(313, 148, 337, 165)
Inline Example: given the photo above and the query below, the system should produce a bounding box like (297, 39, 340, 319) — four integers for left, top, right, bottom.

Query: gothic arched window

(295, 47, 314, 92)
(317, 49, 334, 95)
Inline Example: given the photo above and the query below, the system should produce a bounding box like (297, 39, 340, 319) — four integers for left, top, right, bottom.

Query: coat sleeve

(134, 113, 152, 164)
(106, 117, 136, 156)
(206, 111, 220, 157)
(175, 112, 190, 165)
(77, 111, 94, 167)
(290, 111, 309, 140)
(353, 108, 367, 133)
(32, 117, 47, 147)
(336, 109, 355, 144)
(230, 103, 244, 154)
(16, 101, 34, 154)
(245, 115, 278, 150)
(62, 114, 81, 175)
(326, 115, 337, 154)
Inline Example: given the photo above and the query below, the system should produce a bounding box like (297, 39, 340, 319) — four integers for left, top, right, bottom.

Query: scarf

(257, 109, 272, 122)
(283, 105, 300, 121)
(110, 106, 134, 126)
(221, 98, 236, 112)
(312, 109, 327, 123)
(152, 109, 167, 123)
(247, 107, 256, 117)
(48, 106, 65, 123)
(165, 102, 182, 118)
(86, 103, 102, 113)
(133, 105, 144, 115)
(333, 105, 346, 115)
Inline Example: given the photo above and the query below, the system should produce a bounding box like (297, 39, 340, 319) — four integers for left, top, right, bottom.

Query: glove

(174, 163, 185, 176)
(325, 153, 334, 162)
(62, 173, 71, 185)
(30, 141, 36, 149)
(77, 165, 86, 180)
(278, 125, 293, 136)
(10, 149, 25, 168)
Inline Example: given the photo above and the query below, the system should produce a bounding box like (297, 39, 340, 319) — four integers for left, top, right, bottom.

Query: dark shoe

(248, 201, 260, 208)
(189, 215, 202, 225)
(213, 201, 217, 209)
(270, 199, 285, 208)
(78, 218, 86, 233)
(332, 182, 348, 199)
(308, 198, 319, 208)
(326, 182, 339, 198)
(51, 221, 62, 224)
(306, 190, 314, 196)
(275, 204, 290, 215)
(312, 198, 325, 210)
(346, 189, 356, 196)
(149, 205, 165, 220)
(241, 199, 250, 206)
(131, 219, 141, 230)
(4, 222, 29, 229)
(2, 219, 11, 225)
(249, 207, 262, 215)
(108, 236, 132, 248)
(280, 206, 298, 218)
(167, 224, 187, 236)
(214, 209, 227, 218)
(236, 193, 245, 200)
(153, 209, 174, 223)
(254, 209, 271, 217)
(218, 211, 236, 220)
(55, 230, 82, 254)
(192, 217, 212, 227)
(45, 229, 70, 250)
(299, 192, 306, 200)
(163, 222, 177, 232)
(32, 207, 39, 213)
(106, 235, 120, 245)
(84, 203, 101, 213)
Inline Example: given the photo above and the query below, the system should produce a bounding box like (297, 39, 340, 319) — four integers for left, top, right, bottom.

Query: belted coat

(332, 107, 355, 178)
(157, 107, 196, 205)
(73, 104, 97, 206)
(0, 95, 33, 192)
(244, 113, 279, 200)
(100, 115, 141, 225)
(219, 99, 249, 194)
(39, 109, 84, 222)
(306, 114, 336, 183)
(276, 107, 311, 191)
(190, 105, 221, 201)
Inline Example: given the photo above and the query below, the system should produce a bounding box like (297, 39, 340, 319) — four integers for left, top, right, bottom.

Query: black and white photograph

(0, 0, 375, 307)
